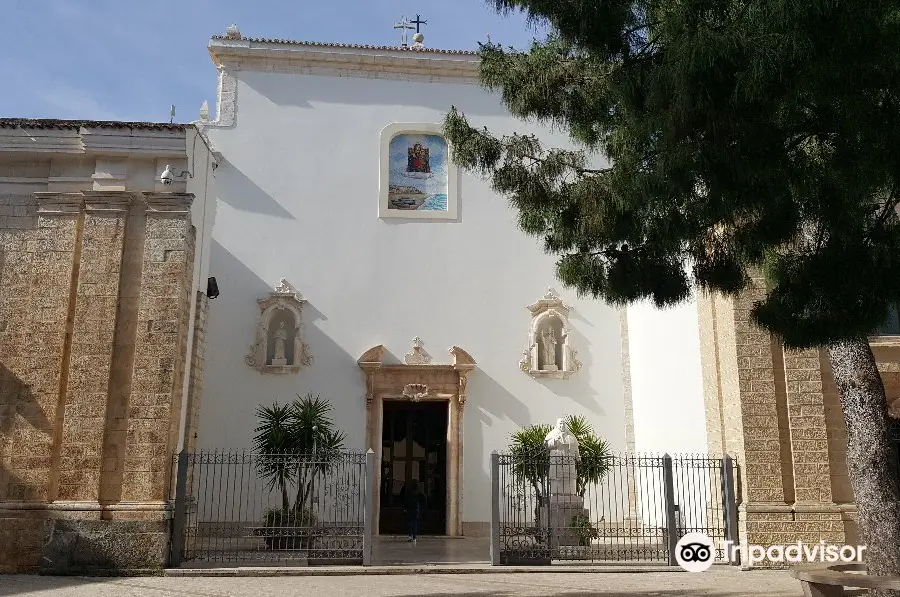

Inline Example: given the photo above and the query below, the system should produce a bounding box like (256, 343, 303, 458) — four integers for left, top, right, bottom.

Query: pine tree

(444, 1, 900, 585)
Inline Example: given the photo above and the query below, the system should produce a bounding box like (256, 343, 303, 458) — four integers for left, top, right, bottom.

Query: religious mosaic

(387, 134, 449, 211)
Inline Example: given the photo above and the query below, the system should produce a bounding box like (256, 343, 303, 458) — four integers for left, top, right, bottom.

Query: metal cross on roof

(410, 14, 427, 33)
(393, 16, 415, 47)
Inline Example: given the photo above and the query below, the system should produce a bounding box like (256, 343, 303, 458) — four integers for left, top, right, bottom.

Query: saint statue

(273, 321, 288, 363)
(545, 418, 580, 498)
(541, 327, 558, 370)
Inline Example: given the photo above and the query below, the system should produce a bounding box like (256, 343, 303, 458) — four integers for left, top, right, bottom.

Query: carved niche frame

(519, 288, 582, 379)
(378, 122, 459, 220)
(246, 279, 313, 374)
(358, 340, 475, 536)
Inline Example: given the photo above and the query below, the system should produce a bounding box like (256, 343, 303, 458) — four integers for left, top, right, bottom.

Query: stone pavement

(373, 535, 491, 566)
(0, 569, 803, 596)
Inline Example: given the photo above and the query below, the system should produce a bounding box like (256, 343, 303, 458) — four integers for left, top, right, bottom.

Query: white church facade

(4, 26, 877, 573)
(194, 28, 707, 536)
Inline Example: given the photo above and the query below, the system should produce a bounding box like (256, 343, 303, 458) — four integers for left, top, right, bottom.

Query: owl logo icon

(675, 533, 715, 572)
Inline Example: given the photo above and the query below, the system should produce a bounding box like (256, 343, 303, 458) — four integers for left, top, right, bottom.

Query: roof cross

(393, 16, 415, 47)
(410, 14, 427, 34)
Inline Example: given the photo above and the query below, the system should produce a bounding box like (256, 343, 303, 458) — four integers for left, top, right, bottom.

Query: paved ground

(373, 536, 490, 565)
(0, 570, 803, 596)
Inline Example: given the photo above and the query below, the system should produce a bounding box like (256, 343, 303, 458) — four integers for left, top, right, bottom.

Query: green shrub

(570, 514, 599, 547)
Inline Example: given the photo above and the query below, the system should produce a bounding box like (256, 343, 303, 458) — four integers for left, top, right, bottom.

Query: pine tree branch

(873, 183, 900, 231)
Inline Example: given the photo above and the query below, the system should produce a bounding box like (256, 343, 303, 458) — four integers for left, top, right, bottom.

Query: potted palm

(252, 393, 346, 550)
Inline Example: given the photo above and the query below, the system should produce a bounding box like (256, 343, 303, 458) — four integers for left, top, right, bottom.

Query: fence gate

(169, 450, 374, 566)
(490, 451, 739, 566)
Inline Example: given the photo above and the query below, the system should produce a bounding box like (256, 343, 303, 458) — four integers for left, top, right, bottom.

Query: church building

(1, 24, 899, 571)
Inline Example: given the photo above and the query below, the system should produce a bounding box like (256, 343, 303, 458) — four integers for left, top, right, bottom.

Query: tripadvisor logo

(674, 533, 867, 571)
(675, 533, 716, 572)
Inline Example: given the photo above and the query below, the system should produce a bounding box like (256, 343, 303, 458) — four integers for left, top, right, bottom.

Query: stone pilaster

(2, 194, 81, 503)
(183, 292, 209, 456)
(121, 193, 194, 502)
(618, 308, 642, 526)
(783, 347, 832, 503)
(56, 193, 130, 501)
(731, 276, 785, 505)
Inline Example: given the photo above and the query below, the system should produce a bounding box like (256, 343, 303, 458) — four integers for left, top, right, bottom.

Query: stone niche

(519, 288, 582, 379)
(246, 279, 313, 374)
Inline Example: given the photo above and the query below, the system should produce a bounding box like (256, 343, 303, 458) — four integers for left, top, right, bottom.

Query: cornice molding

(0, 125, 188, 156)
(142, 192, 194, 214)
(208, 38, 480, 83)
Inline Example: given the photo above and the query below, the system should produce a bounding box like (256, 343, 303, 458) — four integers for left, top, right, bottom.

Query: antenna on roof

(169, 105, 176, 124)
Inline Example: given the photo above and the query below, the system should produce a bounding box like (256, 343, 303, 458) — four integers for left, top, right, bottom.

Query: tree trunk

(828, 338, 900, 595)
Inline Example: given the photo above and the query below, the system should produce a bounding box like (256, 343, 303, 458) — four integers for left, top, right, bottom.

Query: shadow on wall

(214, 155, 297, 220)
(534, 324, 608, 417)
(0, 363, 53, 501)
(463, 371, 529, 521)
(0, 366, 168, 575)
(242, 69, 509, 116)
(200, 240, 369, 450)
(201, 240, 553, 453)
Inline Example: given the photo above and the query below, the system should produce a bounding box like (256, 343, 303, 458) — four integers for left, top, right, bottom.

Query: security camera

(160, 164, 174, 185)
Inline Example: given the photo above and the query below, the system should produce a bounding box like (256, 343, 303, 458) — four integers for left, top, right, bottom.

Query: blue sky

(2, 0, 543, 123)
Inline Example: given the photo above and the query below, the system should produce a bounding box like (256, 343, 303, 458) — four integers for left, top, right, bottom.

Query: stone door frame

(358, 345, 475, 536)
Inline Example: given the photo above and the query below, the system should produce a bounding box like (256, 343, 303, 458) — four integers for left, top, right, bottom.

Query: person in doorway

(403, 479, 426, 544)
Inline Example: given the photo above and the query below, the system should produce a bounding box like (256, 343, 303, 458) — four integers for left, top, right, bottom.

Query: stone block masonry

(0, 191, 198, 573)
(55, 194, 130, 502)
(184, 292, 209, 457)
(121, 194, 195, 504)
(698, 271, 899, 568)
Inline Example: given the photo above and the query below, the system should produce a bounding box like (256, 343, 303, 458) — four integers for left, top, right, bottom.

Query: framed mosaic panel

(378, 123, 459, 220)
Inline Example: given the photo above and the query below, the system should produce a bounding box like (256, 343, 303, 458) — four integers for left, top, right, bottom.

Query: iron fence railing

(490, 451, 739, 566)
(169, 450, 374, 566)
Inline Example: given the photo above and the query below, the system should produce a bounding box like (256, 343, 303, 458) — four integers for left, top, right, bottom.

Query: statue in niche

(541, 327, 558, 371)
(520, 288, 582, 379)
(246, 278, 313, 374)
(272, 321, 288, 366)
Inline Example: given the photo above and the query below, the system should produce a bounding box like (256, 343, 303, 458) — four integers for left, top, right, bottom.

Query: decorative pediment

(520, 287, 582, 380)
(404, 336, 432, 365)
(246, 278, 313, 374)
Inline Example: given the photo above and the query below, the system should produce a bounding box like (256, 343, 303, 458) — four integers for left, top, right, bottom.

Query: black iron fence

(169, 450, 374, 566)
(490, 451, 739, 565)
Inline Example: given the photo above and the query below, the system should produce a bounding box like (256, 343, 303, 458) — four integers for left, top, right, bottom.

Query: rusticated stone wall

(0, 191, 198, 573)
(184, 292, 210, 456)
(698, 276, 900, 568)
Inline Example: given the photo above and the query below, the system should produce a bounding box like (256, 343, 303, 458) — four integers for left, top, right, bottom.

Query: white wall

(627, 298, 708, 454)
(200, 68, 626, 525)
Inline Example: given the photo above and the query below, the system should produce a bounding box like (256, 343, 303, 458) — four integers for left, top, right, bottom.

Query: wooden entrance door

(379, 400, 448, 535)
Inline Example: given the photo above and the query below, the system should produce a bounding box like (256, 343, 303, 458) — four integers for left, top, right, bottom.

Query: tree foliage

(444, 1, 900, 349)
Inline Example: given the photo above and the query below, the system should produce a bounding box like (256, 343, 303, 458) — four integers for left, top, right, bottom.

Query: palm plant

(509, 423, 552, 502)
(253, 401, 297, 510)
(252, 393, 347, 514)
(509, 423, 552, 533)
(508, 416, 612, 506)
(564, 415, 612, 497)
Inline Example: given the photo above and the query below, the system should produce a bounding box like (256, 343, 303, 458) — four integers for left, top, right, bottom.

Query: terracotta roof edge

(0, 119, 188, 131)
(209, 36, 479, 56)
